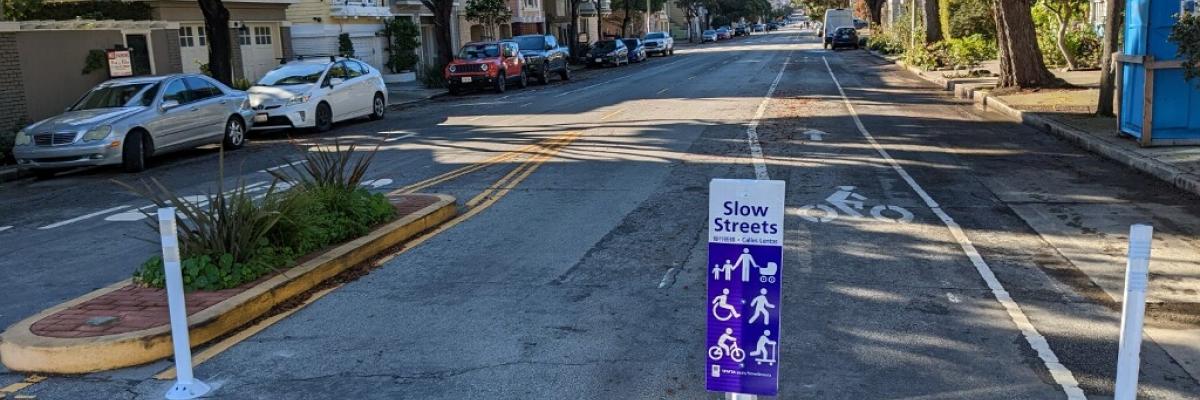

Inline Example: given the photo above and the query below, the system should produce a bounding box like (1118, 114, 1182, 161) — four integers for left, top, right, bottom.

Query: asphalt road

(3, 28, 1200, 399)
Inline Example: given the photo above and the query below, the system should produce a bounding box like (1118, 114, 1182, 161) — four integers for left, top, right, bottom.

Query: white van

(823, 8, 854, 49)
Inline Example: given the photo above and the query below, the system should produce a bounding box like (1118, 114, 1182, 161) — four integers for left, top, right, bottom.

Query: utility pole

(909, 0, 916, 49)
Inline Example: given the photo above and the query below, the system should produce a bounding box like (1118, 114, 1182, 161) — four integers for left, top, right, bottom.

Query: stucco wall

(151, 28, 184, 74)
(151, 1, 288, 22)
(16, 30, 124, 122)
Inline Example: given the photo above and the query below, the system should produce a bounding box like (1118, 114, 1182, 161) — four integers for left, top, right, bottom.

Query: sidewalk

(868, 50, 1200, 381)
(387, 80, 445, 107)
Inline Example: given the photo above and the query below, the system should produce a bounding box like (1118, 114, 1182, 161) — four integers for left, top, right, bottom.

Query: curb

(0, 166, 27, 183)
(0, 193, 457, 374)
(866, 50, 1200, 200)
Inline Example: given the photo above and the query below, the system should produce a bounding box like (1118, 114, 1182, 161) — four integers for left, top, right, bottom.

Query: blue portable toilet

(1120, 0, 1200, 146)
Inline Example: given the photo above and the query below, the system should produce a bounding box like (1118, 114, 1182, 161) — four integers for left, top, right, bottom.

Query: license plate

(841, 35, 849, 38)
(595, 58, 603, 62)
(253, 113, 268, 123)
(461, 76, 472, 83)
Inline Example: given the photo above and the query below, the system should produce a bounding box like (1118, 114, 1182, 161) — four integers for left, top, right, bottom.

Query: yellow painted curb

(0, 194, 457, 374)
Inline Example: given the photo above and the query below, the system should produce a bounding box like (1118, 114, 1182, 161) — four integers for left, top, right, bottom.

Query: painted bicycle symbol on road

(794, 186, 914, 224)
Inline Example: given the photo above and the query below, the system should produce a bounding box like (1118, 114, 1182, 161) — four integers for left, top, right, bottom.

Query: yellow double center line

(155, 130, 583, 380)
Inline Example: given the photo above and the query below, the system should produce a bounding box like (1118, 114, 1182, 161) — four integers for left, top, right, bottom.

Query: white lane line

(261, 160, 309, 173)
(0, 226, 11, 232)
(821, 56, 1085, 399)
(746, 55, 790, 180)
(555, 81, 607, 98)
(39, 205, 131, 230)
(384, 132, 417, 142)
(656, 88, 669, 95)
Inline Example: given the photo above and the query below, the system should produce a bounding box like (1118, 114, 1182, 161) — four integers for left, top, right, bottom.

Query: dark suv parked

(511, 34, 571, 84)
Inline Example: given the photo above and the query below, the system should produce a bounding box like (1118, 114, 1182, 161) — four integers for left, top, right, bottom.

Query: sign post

(707, 179, 785, 397)
(1114, 224, 1153, 400)
(159, 208, 210, 400)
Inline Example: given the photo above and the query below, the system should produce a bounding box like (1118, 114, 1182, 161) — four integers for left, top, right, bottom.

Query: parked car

(587, 39, 630, 67)
(642, 31, 674, 56)
(247, 57, 387, 133)
(702, 29, 718, 43)
(766, 22, 780, 31)
(621, 38, 647, 63)
(716, 27, 731, 40)
(734, 25, 749, 36)
(830, 27, 860, 50)
(752, 24, 766, 32)
(12, 74, 255, 176)
(443, 41, 528, 95)
(511, 34, 571, 84)
(823, 8, 853, 49)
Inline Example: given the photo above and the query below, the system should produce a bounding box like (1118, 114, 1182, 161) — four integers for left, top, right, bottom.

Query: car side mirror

(160, 99, 180, 111)
(329, 77, 345, 87)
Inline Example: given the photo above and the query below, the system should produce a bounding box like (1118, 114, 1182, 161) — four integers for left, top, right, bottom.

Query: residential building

(285, 0, 389, 72)
(1090, 0, 1107, 36)
(391, 0, 444, 72)
(510, 0, 546, 35)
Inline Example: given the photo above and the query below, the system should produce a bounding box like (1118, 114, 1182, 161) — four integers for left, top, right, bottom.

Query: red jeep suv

(445, 41, 528, 95)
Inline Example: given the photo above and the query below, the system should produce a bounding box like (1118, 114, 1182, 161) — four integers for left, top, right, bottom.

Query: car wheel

(223, 117, 246, 149)
(122, 131, 148, 173)
(314, 102, 333, 132)
(370, 92, 386, 120)
(669, 48, 674, 56)
(495, 71, 507, 93)
(538, 63, 550, 85)
(518, 69, 528, 88)
(559, 65, 571, 81)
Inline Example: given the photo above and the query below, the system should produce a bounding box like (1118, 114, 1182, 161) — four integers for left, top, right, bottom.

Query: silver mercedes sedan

(12, 74, 256, 178)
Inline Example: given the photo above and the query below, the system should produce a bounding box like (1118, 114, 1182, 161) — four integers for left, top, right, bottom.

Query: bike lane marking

(821, 56, 1086, 399)
(747, 54, 791, 180)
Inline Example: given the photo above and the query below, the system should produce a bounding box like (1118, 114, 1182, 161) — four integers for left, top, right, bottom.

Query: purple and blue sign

(707, 179, 785, 396)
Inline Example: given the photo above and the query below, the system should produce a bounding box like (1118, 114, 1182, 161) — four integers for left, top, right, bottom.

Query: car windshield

(70, 82, 156, 111)
(645, 32, 665, 39)
(837, 28, 855, 34)
(512, 36, 544, 51)
(459, 44, 500, 59)
(703, 30, 716, 35)
(593, 41, 617, 52)
(621, 39, 638, 48)
(259, 64, 327, 86)
(718, 28, 728, 32)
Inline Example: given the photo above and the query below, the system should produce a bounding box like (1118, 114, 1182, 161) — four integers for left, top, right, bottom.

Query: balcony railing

(331, 0, 392, 18)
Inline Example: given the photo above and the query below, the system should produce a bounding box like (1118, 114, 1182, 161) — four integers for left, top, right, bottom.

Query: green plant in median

(1171, 12, 1200, 85)
(120, 143, 394, 291)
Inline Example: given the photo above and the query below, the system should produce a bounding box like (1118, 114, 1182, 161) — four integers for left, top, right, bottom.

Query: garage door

(349, 36, 385, 72)
(241, 25, 278, 83)
(178, 25, 208, 74)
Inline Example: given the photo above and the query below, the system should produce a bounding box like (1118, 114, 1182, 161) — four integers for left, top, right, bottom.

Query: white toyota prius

(247, 56, 388, 132)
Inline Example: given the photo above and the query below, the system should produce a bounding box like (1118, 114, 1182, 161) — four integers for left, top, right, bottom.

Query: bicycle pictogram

(794, 186, 913, 224)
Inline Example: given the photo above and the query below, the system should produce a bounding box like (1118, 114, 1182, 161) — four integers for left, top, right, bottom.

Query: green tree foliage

(384, 17, 421, 73)
(1032, 1, 1098, 69)
(948, 0, 995, 41)
(465, 0, 512, 39)
(1171, 13, 1200, 85)
(3, 0, 152, 21)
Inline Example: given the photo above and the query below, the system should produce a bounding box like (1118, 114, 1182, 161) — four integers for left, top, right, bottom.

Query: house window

(197, 26, 207, 47)
(254, 27, 272, 45)
(179, 27, 194, 47)
(557, 0, 566, 16)
(238, 27, 251, 45)
(525, 0, 536, 8)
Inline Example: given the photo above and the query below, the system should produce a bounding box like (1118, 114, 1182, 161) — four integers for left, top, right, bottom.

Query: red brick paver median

(29, 194, 439, 339)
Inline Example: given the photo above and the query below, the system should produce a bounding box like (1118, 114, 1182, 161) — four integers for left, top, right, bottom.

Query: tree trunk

(198, 0, 232, 84)
(993, 0, 1015, 87)
(994, 0, 1058, 88)
(421, 0, 455, 67)
(924, 0, 943, 43)
(1097, 0, 1125, 116)
(1049, 5, 1079, 70)
(867, 0, 884, 25)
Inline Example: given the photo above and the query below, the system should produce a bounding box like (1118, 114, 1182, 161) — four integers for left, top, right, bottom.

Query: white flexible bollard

(1114, 224, 1153, 400)
(160, 208, 211, 400)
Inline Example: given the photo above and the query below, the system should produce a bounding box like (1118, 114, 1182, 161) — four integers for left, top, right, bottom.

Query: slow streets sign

(707, 179, 785, 397)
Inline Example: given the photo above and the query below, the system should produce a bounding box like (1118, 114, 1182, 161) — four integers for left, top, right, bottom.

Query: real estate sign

(108, 50, 133, 78)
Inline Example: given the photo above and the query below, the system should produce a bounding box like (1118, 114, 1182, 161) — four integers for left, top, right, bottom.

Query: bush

(122, 144, 394, 291)
(421, 62, 446, 88)
(943, 34, 996, 75)
(867, 29, 906, 55)
(903, 45, 939, 70)
(12, 0, 153, 21)
(338, 33, 355, 58)
(1171, 13, 1200, 85)
(384, 17, 421, 73)
(949, 0, 996, 42)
